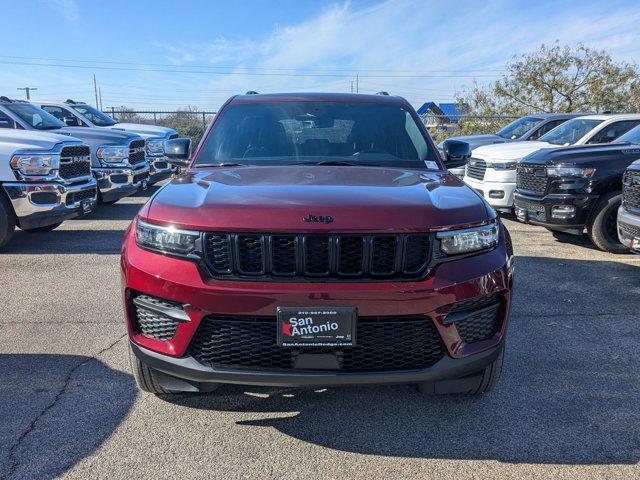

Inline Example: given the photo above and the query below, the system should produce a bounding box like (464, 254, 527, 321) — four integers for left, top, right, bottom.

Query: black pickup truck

(513, 125, 640, 253)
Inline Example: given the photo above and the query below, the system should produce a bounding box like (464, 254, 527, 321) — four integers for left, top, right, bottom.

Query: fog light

(488, 190, 505, 199)
(551, 205, 576, 219)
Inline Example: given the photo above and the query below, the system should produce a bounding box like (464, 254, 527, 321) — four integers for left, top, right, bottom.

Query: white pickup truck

(463, 114, 640, 210)
(0, 130, 97, 247)
(35, 100, 189, 184)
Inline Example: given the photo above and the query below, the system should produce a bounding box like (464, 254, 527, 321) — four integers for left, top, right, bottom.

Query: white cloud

(41, 0, 80, 21)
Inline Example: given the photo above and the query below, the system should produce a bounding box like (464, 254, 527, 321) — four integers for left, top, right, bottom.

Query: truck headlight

(437, 223, 499, 255)
(547, 167, 595, 177)
(146, 139, 165, 156)
(10, 153, 59, 176)
(135, 219, 200, 256)
(491, 162, 518, 170)
(97, 145, 129, 164)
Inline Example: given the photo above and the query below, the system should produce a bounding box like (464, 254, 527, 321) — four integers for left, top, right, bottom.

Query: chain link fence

(423, 114, 521, 144)
(106, 109, 217, 151)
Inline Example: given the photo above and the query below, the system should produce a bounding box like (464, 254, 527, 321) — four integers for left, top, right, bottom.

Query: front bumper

(514, 192, 598, 231)
(147, 156, 173, 184)
(617, 206, 640, 250)
(2, 178, 97, 229)
(122, 223, 514, 388)
(94, 164, 150, 202)
(464, 177, 516, 209)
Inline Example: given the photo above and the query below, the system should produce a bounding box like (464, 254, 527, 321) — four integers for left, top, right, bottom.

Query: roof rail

(0, 96, 12, 103)
(376, 91, 390, 96)
(245, 91, 259, 95)
(65, 99, 77, 104)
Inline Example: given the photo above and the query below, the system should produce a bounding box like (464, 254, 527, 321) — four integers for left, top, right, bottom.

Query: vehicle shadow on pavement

(0, 229, 125, 255)
(0, 354, 136, 479)
(80, 203, 144, 221)
(164, 256, 640, 465)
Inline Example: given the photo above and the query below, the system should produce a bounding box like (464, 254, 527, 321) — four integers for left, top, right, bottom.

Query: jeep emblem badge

(304, 213, 334, 224)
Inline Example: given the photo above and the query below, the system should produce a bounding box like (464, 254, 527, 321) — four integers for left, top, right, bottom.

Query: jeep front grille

(189, 315, 445, 372)
(59, 145, 91, 180)
(516, 164, 549, 195)
(466, 158, 486, 180)
(203, 232, 431, 281)
(623, 171, 640, 211)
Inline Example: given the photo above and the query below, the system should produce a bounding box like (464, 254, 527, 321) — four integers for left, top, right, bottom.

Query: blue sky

(1, 0, 640, 110)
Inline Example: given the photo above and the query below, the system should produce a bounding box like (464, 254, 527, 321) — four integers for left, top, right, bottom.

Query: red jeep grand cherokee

(121, 93, 514, 396)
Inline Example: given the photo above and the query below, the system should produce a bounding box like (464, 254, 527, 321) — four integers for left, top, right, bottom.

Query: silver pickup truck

(35, 100, 189, 184)
(0, 97, 150, 204)
(0, 129, 97, 247)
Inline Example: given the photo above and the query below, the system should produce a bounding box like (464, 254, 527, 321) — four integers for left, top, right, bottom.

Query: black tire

(587, 192, 627, 254)
(0, 193, 16, 248)
(416, 346, 504, 396)
(21, 222, 63, 233)
(128, 345, 179, 395)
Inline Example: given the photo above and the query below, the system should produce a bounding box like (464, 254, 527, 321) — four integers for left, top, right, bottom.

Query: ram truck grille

(128, 140, 146, 166)
(59, 145, 91, 180)
(189, 315, 445, 372)
(516, 164, 549, 195)
(203, 232, 431, 281)
(466, 158, 487, 180)
(623, 171, 640, 211)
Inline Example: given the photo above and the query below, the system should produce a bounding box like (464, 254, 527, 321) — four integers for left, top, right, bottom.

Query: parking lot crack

(1, 333, 127, 480)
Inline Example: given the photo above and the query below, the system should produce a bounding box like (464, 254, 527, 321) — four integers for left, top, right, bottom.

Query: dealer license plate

(277, 307, 356, 347)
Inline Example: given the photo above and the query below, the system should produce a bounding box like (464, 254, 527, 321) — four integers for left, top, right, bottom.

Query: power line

(0, 59, 502, 79)
(0, 54, 508, 75)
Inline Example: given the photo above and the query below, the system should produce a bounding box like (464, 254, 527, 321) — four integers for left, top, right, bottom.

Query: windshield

(539, 119, 603, 145)
(496, 116, 542, 139)
(194, 101, 439, 169)
(4, 103, 65, 130)
(615, 125, 640, 144)
(71, 104, 118, 127)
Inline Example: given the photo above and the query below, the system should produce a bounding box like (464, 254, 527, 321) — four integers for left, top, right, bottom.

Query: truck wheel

(21, 222, 62, 233)
(416, 346, 504, 396)
(587, 192, 627, 254)
(0, 193, 16, 248)
(128, 345, 179, 395)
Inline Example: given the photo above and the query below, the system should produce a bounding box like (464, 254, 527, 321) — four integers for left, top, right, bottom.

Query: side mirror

(441, 139, 471, 169)
(164, 138, 191, 166)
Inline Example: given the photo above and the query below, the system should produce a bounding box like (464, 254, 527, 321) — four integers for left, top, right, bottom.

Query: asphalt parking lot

(1, 184, 639, 480)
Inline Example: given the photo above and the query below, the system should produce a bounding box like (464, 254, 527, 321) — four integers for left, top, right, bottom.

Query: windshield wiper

(195, 162, 247, 168)
(312, 160, 357, 166)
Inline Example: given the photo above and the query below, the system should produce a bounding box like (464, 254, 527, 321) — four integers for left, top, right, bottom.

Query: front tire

(128, 345, 179, 395)
(416, 346, 504, 396)
(587, 192, 627, 254)
(0, 194, 16, 248)
(21, 222, 63, 233)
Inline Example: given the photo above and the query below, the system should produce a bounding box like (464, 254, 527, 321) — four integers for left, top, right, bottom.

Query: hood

(59, 126, 142, 146)
(473, 141, 552, 162)
(144, 166, 489, 232)
(0, 130, 83, 155)
(439, 134, 507, 150)
(110, 123, 177, 139)
(522, 141, 640, 167)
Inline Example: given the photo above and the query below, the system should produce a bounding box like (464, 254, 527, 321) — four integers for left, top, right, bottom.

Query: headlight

(547, 166, 595, 177)
(97, 145, 129, 164)
(10, 153, 59, 176)
(146, 139, 165, 156)
(491, 162, 518, 170)
(437, 223, 499, 255)
(135, 219, 200, 256)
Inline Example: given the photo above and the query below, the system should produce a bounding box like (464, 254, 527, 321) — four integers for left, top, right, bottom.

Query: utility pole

(350, 81, 354, 93)
(98, 87, 103, 110)
(93, 74, 99, 108)
(17, 87, 37, 100)
(356, 74, 359, 93)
